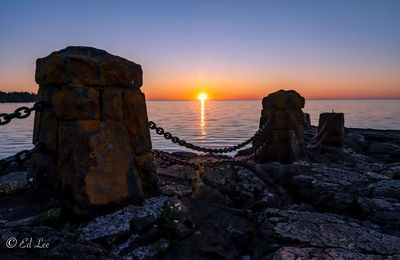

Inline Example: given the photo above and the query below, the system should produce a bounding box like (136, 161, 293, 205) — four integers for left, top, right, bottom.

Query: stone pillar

(318, 112, 344, 147)
(253, 90, 305, 164)
(304, 113, 311, 129)
(31, 46, 157, 217)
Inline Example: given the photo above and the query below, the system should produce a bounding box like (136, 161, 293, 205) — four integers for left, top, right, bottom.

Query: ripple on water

(1, 100, 400, 158)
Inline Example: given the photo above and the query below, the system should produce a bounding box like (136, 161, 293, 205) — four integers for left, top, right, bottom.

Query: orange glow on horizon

(1, 70, 400, 100)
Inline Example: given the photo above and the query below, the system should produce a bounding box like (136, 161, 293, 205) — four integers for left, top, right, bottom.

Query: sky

(0, 0, 399, 100)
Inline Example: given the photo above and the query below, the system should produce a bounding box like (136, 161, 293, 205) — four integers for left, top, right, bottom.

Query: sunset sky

(0, 1, 399, 100)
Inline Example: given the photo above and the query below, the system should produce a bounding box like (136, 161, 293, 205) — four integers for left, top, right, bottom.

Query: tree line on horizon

(0, 91, 37, 102)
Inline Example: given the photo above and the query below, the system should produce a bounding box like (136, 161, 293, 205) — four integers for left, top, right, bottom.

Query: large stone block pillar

(253, 90, 305, 164)
(31, 46, 157, 217)
(318, 112, 345, 147)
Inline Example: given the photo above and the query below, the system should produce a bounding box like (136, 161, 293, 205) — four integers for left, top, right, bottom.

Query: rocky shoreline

(1, 126, 400, 259)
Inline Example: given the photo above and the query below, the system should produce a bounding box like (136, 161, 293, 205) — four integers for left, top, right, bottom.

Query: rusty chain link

(149, 118, 271, 154)
(0, 142, 44, 168)
(0, 101, 48, 125)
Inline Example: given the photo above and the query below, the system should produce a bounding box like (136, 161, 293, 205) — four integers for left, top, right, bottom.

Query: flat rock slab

(257, 209, 400, 258)
(0, 225, 112, 259)
(267, 247, 400, 260)
(81, 196, 168, 241)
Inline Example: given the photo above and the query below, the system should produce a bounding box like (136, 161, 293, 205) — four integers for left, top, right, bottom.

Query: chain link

(0, 101, 48, 125)
(307, 131, 328, 150)
(306, 120, 330, 150)
(152, 136, 271, 169)
(0, 142, 44, 168)
(315, 121, 328, 140)
(149, 118, 271, 154)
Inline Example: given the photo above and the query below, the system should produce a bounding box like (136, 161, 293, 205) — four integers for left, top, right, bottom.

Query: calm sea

(1, 99, 399, 158)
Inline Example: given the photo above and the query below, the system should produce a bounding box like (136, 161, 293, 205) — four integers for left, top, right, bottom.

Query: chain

(307, 120, 330, 150)
(151, 150, 201, 169)
(0, 101, 48, 125)
(149, 118, 271, 154)
(0, 142, 44, 168)
(152, 136, 271, 169)
(307, 131, 328, 150)
(315, 121, 327, 140)
(152, 149, 251, 169)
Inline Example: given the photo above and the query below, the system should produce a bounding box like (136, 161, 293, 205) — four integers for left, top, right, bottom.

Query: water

(1, 99, 399, 158)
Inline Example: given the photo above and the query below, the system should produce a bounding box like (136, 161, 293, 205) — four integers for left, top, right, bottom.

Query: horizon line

(147, 98, 400, 101)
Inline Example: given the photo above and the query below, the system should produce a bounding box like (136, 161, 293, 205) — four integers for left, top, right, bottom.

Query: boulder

(31, 46, 157, 217)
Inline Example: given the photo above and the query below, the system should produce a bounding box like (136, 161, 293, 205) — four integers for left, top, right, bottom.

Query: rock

(48, 241, 114, 260)
(254, 90, 305, 164)
(360, 180, 400, 201)
(368, 142, 400, 156)
(265, 247, 400, 260)
(304, 113, 311, 129)
(113, 226, 163, 257)
(235, 147, 255, 157)
(156, 165, 198, 196)
(164, 203, 251, 260)
(171, 152, 198, 160)
(0, 171, 27, 196)
(256, 209, 400, 258)
(305, 145, 368, 168)
(4, 208, 60, 227)
(0, 225, 112, 259)
(201, 165, 290, 209)
(126, 238, 169, 259)
(318, 112, 345, 147)
(32, 46, 158, 217)
(344, 130, 367, 153)
(356, 197, 400, 236)
(259, 163, 365, 213)
(80, 196, 168, 242)
(257, 162, 400, 234)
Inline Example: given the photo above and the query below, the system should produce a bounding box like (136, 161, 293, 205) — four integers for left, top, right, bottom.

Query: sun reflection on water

(199, 93, 207, 141)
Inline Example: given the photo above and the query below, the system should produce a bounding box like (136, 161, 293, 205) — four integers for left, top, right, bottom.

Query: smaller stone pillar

(318, 113, 345, 147)
(304, 113, 311, 129)
(253, 90, 305, 164)
(32, 46, 157, 217)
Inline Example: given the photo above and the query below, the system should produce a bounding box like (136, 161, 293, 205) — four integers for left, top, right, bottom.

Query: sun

(198, 93, 207, 101)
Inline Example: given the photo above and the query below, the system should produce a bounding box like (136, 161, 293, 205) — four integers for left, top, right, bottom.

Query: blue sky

(1, 0, 399, 99)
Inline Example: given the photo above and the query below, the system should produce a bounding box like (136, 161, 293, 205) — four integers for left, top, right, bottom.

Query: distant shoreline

(0, 91, 37, 103)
